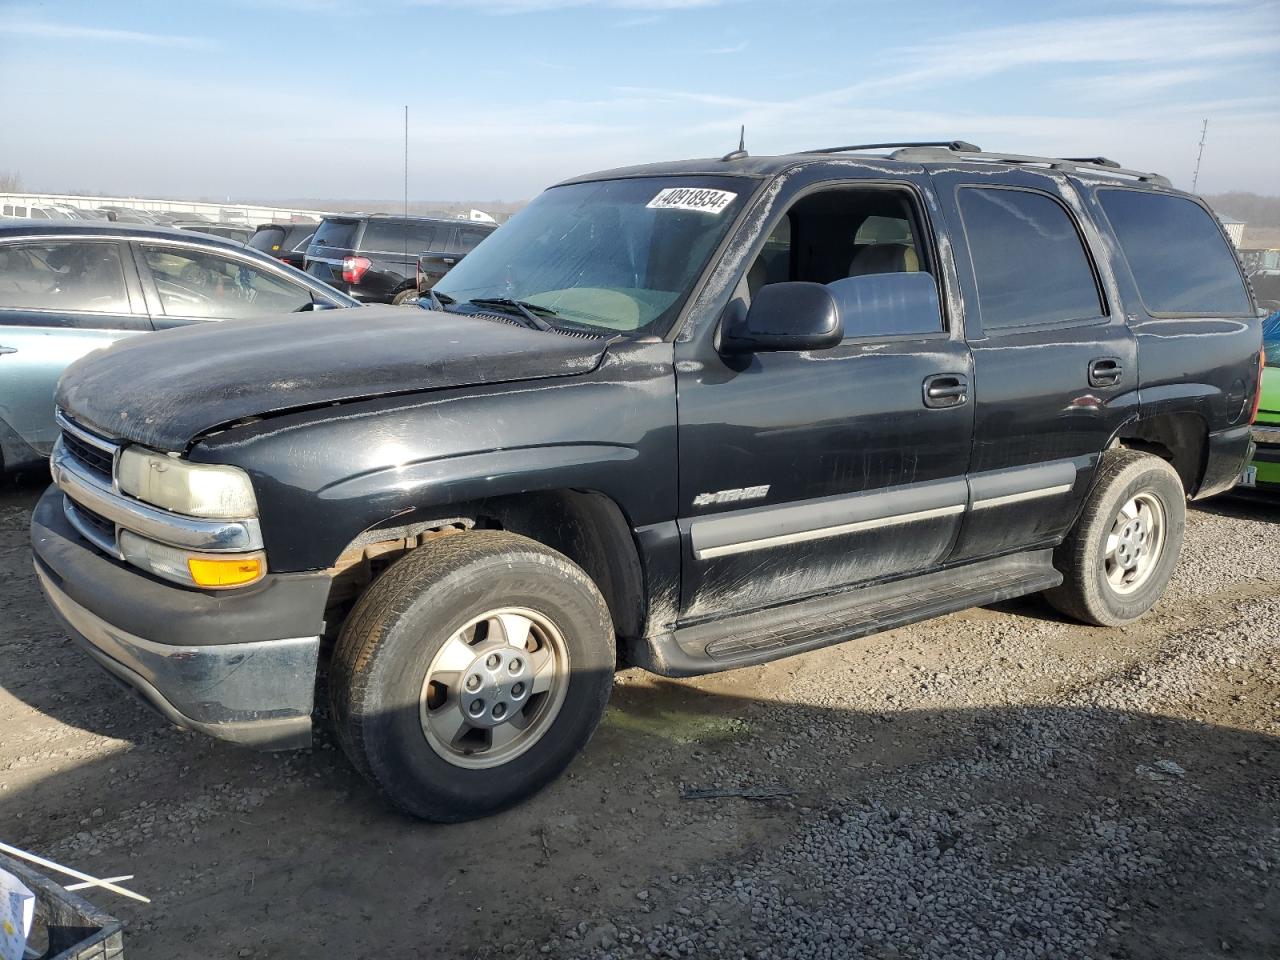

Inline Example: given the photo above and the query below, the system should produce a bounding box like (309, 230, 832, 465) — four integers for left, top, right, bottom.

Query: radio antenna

(1191, 118, 1208, 192)
(720, 125, 748, 162)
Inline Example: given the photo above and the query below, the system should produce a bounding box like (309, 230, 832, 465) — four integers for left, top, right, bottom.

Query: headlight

(119, 530, 265, 589)
(117, 447, 258, 518)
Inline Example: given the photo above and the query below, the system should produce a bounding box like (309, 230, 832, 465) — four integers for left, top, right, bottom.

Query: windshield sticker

(646, 187, 738, 214)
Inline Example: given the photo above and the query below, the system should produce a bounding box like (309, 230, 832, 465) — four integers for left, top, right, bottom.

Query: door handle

(923, 373, 968, 409)
(0, 346, 16, 356)
(1088, 357, 1123, 387)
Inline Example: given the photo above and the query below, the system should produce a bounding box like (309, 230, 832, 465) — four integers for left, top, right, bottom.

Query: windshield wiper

(467, 296, 557, 332)
(427, 289, 455, 311)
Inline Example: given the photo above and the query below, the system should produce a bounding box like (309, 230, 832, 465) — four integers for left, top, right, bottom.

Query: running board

(631, 551, 1062, 678)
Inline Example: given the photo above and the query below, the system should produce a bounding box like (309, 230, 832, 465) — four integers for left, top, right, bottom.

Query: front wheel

(329, 531, 615, 821)
(1044, 449, 1186, 626)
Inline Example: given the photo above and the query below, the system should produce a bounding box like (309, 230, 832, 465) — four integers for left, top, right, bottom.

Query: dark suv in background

(415, 221, 498, 295)
(304, 214, 492, 304)
(249, 222, 317, 269)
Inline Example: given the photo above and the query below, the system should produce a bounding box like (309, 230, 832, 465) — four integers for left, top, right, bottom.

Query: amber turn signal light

(187, 555, 264, 588)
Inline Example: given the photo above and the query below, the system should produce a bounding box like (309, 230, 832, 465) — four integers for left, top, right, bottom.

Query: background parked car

(249, 222, 317, 269)
(415, 221, 498, 295)
(1248, 311, 1280, 492)
(0, 221, 359, 471)
(2, 203, 78, 220)
(304, 214, 487, 304)
(173, 221, 253, 244)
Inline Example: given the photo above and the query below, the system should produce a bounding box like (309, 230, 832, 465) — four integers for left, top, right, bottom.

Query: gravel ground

(1, 479, 1277, 960)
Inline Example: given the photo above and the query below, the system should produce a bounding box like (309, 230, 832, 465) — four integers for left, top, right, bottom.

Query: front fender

(189, 342, 677, 571)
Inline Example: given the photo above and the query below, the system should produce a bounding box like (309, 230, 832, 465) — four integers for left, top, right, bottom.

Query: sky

(1, 0, 1278, 202)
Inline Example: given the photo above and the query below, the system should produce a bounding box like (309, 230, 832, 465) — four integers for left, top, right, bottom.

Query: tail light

(1250, 347, 1266, 424)
(342, 255, 372, 284)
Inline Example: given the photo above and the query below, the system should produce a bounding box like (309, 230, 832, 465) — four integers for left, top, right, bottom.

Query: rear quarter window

(1097, 190, 1252, 316)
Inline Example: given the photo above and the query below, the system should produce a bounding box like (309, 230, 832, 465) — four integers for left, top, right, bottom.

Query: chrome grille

(61, 429, 114, 479)
(55, 411, 119, 483)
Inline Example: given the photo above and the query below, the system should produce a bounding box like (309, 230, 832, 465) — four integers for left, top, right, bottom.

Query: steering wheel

(179, 262, 211, 290)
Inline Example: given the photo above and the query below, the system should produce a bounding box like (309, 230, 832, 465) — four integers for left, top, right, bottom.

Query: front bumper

(1251, 429, 1280, 488)
(31, 486, 329, 750)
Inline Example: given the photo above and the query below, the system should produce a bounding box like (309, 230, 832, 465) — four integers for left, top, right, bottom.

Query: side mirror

(722, 281, 843, 354)
(825, 272, 943, 339)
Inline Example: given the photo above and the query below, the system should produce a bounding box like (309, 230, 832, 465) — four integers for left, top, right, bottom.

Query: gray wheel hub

(1103, 492, 1166, 595)
(459, 645, 533, 728)
(419, 607, 569, 769)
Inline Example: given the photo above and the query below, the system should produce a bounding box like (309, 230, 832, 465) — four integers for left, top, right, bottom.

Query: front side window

(742, 186, 942, 338)
(141, 245, 312, 319)
(0, 241, 130, 315)
(959, 187, 1104, 332)
(435, 176, 752, 336)
(1098, 190, 1252, 316)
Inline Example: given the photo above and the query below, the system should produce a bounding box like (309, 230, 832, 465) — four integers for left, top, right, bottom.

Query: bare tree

(0, 171, 22, 193)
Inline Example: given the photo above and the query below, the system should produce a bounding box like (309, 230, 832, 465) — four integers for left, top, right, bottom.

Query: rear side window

(361, 219, 442, 253)
(455, 226, 493, 252)
(1098, 190, 1252, 316)
(310, 218, 359, 250)
(958, 187, 1104, 332)
(0, 241, 131, 317)
(249, 225, 287, 253)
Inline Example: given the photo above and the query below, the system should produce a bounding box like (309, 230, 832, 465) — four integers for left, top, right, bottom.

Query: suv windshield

(434, 176, 751, 336)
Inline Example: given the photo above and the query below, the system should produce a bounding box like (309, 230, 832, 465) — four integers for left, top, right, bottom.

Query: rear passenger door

(928, 170, 1139, 562)
(0, 238, 150, 454)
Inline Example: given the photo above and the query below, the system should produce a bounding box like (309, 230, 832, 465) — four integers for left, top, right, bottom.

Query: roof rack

(802, 140, 982, 155)
(886, 144, 1170, 186)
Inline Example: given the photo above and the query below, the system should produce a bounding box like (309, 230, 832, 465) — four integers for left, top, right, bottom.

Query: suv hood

(57, 305, 608, 451)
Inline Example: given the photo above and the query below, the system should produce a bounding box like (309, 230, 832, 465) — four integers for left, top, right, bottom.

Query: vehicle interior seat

(847, 242, 919, 277)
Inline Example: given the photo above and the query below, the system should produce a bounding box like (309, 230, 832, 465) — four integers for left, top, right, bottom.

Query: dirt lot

(1, 475, 1277, 960)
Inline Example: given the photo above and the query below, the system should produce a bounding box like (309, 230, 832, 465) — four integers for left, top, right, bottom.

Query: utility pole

(404, 105, 409, 267)
(1191, 118, 1208, 193)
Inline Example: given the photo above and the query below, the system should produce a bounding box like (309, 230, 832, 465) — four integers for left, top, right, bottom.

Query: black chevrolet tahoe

(32, 142, 1265, 822)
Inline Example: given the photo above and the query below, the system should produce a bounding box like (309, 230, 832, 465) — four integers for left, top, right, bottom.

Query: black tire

(391, 288, 418, 306)
(1044, 449, 1186, 626)
(330, 531, 615, 822)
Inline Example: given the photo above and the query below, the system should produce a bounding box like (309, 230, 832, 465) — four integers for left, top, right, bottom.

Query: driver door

(674, 173, 974, 623)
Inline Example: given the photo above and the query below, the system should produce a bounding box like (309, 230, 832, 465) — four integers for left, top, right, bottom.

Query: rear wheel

(1044, 449, 1186, 626)
(329, 531, 615, 821)
(391, 288, 417, 306)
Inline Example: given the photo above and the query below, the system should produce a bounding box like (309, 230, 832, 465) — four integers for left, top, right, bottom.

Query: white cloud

(1059, 67, 1221, 101)
(0, 19, 213, 49)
